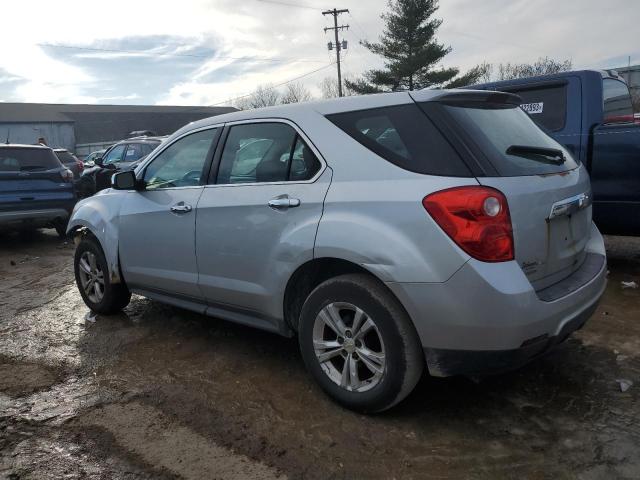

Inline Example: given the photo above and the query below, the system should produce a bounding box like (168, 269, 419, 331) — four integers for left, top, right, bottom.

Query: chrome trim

(548, 192, 592, 220)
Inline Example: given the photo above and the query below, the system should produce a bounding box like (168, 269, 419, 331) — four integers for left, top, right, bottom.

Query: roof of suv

(0, 143, 52, 150)
(177, 89, 462, 136)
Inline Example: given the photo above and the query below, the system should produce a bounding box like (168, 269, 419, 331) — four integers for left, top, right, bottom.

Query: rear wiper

(506, 145, 565, 165)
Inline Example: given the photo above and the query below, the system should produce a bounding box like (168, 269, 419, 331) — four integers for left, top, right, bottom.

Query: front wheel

(74, 237, 131, 314)
(298, 274, 424, 413)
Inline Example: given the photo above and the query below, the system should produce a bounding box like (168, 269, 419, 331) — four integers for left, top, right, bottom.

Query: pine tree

(347, 0, 486, 93)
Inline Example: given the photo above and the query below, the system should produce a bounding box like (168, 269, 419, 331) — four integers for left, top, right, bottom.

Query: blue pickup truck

(471, 70, 640, 236)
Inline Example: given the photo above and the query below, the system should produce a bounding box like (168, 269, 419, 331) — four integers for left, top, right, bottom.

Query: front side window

(217, 123, 321, 184)
(103, 144, 126, 165)
(603, 78, 633, 123)
(143, 129, 217, 190)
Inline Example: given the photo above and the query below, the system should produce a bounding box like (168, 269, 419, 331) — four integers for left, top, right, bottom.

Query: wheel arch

(283, 257, 410, 332)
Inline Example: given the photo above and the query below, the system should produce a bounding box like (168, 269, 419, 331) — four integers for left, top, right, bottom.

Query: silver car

(68, 90, 607, 412)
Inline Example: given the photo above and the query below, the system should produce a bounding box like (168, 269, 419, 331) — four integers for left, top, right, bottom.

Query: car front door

(118, 127, 220, 300)
(195, 120, 331, 331)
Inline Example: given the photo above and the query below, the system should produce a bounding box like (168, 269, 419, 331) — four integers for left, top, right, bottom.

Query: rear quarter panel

(308, 114, 474, 283)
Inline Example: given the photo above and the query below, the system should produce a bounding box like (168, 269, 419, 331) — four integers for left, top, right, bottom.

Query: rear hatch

(0, 147, 74, 211)
(413, 91, 593, 290)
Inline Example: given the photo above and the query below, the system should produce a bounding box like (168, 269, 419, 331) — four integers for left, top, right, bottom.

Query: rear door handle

(170, 202, 192, 213)
(268, 195, 301, 210)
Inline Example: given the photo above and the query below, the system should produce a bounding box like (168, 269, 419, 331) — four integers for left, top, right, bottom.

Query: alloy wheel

(312, 302, 386, 392)
(78, 251, 105, 304)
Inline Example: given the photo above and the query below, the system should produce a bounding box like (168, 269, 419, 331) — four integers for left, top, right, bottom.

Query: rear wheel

(53, 218, 68, 239)
(74, 237, 131, 314)
(298, 274, 423, 413)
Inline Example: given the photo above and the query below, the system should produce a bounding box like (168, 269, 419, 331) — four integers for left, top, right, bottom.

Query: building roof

(0, 102, 237, 144)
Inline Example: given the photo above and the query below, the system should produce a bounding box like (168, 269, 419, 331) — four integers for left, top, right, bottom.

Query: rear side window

(54, 150, 77, 164)
(326, 104, 472, 176)
(508, 84, 567, 131)
(441, 104, 578, 177)
(0, 148, 61, 172)
(603, 78, 634, 123)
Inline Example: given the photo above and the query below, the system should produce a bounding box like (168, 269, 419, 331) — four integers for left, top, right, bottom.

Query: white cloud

(2, 0, 639, 105)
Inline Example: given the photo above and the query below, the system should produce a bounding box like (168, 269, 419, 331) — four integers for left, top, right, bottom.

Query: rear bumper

(0, 208, 71, 226)
(387, 222, 607, 377)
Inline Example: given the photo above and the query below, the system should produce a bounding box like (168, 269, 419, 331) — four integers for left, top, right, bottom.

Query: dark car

(78, 137, 164, 197)
(0, 144, 76, 237)
(470, 69, 640, 235)
(53, 148, 84, 179)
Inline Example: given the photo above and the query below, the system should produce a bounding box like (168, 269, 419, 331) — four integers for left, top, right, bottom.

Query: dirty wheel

(298, 274, 423, 413)
(53, 218, 68, 239)
(74, 236, 131, 314)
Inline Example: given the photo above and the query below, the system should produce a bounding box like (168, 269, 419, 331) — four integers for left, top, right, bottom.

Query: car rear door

(589, 78, 640, 235)
(195, 120, 331, 330)
(118, 127, 220, 300)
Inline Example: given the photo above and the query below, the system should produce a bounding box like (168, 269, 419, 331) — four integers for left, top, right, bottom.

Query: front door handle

(268, 195, 301, 210)
(170, 202, 192, 213)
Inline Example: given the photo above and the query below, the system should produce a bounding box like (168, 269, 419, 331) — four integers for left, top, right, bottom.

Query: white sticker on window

(521, 102, 544, 115)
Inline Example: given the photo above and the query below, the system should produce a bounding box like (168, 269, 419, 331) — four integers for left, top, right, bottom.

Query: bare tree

(319, 76, 356, 98)
(280, 82, 313, 104)
(234, 84, 281, 110)
(495, 57, 572, 81)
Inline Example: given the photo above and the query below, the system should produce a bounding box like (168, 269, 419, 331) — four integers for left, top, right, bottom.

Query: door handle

(268, 195, 301, 210)
(170, 202, 192, 213)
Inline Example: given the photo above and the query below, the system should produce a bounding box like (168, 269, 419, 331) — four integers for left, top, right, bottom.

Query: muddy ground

(0, 230, 638, 479)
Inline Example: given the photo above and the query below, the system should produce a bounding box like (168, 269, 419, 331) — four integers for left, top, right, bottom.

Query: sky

(1, 0, 638, 106)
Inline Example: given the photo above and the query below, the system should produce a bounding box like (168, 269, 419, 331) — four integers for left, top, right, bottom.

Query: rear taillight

(422, 186, 514, 262)
(61, 168, 74, 183)
(76, 160, 84, 172)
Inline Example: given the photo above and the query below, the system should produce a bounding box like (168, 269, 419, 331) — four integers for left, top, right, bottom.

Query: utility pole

(323, 8, 349, 97)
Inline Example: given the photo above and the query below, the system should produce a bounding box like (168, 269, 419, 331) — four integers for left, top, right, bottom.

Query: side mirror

(112, 170, 138, 190)
(94, 156, 104, 167)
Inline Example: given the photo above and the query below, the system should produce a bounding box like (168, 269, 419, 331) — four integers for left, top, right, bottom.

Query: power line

(255, 0, 324, 10)
(208, 62, 336, 106)
(37, 43, 327, 64)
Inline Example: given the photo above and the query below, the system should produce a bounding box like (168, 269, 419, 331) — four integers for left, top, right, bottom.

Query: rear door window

(216, 123, 320, 184)
(507, 84, 567, 131)
(0, 148, 61, 171)
(603, 78, 634, 124)
(326, 104, 472, 176)
(440, 103, 578, 176)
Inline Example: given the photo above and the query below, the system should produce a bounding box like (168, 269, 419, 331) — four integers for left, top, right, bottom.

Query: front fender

(67, 190, 126, 283)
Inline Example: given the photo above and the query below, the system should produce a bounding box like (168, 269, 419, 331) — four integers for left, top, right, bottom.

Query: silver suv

(68, 90, 607, 412)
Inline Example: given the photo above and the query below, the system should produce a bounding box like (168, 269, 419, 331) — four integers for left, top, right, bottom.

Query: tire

(53, 219, 68, 239)
(298, 273, 424, 413)
(74, 236, 131, 314)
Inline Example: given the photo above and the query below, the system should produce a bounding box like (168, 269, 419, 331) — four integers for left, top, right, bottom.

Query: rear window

(507, 84, 567, 131)
(441, 104, 578, 177)
(326, 104, 472, 176)
(0, 148, 61, 172)
(603, 78, 634, 123)
(54, 150, 77, 164)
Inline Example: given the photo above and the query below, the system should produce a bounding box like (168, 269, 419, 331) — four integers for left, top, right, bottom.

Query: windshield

(442, 104, 578, 176)
(0, 148, 61, 172)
